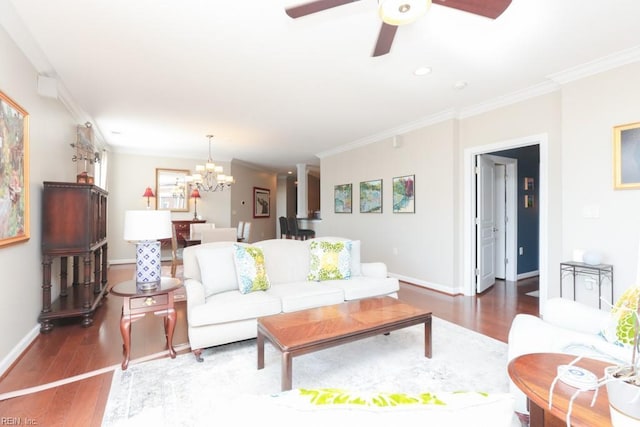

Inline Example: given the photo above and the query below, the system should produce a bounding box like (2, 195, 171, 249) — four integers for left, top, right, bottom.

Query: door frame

(463, 134, 549, 312)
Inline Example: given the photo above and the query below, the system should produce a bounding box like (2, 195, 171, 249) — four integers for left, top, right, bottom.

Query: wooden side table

(508, 353, 612, 427)
(110, 277, 182, 370)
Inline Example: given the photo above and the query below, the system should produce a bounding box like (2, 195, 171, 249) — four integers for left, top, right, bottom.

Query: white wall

(320, 63, 640, 303)
(561, 63, 640, 305)
(0, 25, 77, 372)
(107, 151, 233, 262)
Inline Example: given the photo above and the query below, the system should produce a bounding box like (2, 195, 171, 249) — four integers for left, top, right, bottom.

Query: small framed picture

(392, 175, 415, 213)
(360, 179, 382, 213)
(334, 183, 352, 213)
(613, 121, 640, 189)
(253, 187, 270, 218)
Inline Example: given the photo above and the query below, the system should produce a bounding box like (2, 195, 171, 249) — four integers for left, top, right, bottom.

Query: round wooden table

(110, 277, 182, 370)
(508, 353, 612, 427)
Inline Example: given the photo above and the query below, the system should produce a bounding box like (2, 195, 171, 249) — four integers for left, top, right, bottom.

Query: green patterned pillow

(233, 244, 270, 294)
(602, 286, 640, 349)
(308, 240, 352, 281)
(297, 388, 446, 407)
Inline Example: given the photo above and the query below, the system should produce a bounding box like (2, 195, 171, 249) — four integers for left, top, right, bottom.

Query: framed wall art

(392, 175, 415, 213)
(613, 121, 640, 189)
(360, 179, 382, 213)
(0, 91, 30, 247)
(334, 183, 352, 213)
(253, 187, 270, 218)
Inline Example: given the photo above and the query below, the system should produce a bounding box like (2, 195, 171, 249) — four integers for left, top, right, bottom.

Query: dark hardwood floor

(0, 264, 538, 426)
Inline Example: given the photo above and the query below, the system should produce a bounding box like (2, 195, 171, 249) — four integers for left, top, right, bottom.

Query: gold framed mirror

(155, 168, 189, 211)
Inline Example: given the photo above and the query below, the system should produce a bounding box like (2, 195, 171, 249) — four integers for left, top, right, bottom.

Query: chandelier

(187, 134, 234, 192)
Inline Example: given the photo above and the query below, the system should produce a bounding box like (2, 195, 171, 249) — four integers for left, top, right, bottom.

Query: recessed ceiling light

(288, 171, 293, 175)
(453, 80, 468, 90)
(414, 66, 432, 76)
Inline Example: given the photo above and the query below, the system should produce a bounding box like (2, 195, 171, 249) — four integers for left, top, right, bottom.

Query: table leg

(120, 312, 132, 370)
(257, 330, 265, 370)
(282, 351, 293, 391)
(424, 317, 432, 358)
(165, 308, 176, 359)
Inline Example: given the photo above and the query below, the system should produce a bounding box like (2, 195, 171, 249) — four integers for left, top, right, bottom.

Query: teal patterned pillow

(308, 240, 351, 281)
(233, 244, 270, 294)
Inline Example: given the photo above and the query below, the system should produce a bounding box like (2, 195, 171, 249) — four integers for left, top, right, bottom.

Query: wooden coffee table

(257, 296, 432, 391)
(508, 353, 612, 427)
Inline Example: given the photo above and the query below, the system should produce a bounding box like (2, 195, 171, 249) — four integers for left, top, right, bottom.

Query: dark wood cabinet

(161, 219, 206, 248)
(38, 182, 108, 333)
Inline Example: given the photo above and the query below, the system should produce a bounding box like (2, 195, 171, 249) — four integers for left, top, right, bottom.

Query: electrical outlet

(519, 247, 524, 255)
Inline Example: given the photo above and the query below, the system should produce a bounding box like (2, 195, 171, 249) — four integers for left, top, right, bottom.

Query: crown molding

(547, 45, 640, 85)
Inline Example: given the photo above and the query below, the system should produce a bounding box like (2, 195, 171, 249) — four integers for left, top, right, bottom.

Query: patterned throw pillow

(296, 388, 445, 407)
(308, 240, 351, 281)
(232, 244, 270, 294)
(601, 286, 640, 349)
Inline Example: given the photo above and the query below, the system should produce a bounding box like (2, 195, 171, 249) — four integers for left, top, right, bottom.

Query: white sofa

(507, 297, 630, 416)
(182, 237, 400, 361)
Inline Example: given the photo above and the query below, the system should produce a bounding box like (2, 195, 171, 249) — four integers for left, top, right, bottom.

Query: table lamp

(191, 187, 201, 220)
(142, 186, 155, 209)
(124, 210, 172, 290)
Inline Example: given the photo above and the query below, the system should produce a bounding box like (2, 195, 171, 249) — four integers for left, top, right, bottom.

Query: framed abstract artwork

(253, 187, 270, 218)
(334, 183, 352, 213)
(613, 121, 640, 189)
(0, 91, 30, 247)
(392, 175, 415, 213)
(359, 179, 382, 213)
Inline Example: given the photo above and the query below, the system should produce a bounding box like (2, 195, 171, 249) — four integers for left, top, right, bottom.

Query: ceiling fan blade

(432, 0, 511, 19)
(372, 23, 398, 57)
(285, 0, 361, 19)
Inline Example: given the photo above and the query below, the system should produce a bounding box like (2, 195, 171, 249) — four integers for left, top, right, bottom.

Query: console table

(560, 261, 613, 308)
(38, 182, 108, 333)
(110, 277, 182, 370)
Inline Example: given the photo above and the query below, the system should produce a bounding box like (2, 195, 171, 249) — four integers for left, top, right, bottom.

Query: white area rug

(102, 317, 518, 426)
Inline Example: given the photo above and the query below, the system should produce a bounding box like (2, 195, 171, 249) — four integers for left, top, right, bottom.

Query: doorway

(463, 134, 549, 313)
(476, 154, 518, 293)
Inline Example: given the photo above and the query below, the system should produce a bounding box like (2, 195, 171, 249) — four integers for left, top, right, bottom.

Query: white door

(477, 155, 497, 293)
(494, 164, 506, 279)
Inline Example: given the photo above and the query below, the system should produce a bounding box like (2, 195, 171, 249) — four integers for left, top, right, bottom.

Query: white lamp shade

(123, 210, 172, 241)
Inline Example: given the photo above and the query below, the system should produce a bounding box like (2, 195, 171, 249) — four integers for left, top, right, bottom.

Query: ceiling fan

(285, 0, 512, 57)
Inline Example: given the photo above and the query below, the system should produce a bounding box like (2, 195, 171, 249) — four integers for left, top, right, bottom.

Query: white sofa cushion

(267, 282, 345, 313)
(254, 239, 310, 285)
(323, 276, 399, 301)
(189, 290, 281, 327)
(196, 245, 238, 297)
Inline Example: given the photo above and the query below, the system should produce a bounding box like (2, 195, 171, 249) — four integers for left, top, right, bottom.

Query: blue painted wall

(491, 145, 540, 275)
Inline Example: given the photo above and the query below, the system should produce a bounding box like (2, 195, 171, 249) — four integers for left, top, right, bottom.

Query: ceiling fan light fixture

(378, 0, 431, 26)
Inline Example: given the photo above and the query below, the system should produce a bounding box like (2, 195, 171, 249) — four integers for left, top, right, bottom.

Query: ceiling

(4, 0, 640, 176)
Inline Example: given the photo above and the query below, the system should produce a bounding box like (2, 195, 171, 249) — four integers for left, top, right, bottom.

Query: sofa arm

(543, 297, 609, 335)
(360, 262, 388, 278)
(184, 278, 206, 309)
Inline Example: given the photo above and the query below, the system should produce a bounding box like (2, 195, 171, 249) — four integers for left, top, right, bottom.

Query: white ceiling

(4, 0, 640, 175)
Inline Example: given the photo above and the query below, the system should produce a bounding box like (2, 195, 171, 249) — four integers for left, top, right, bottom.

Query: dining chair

(236, 221, 245, 241)
(170, 225, 184, 278)
(200, 228, 238, 243)
(279, 216, 289, 239)
(190, 223, 215, 240)
(287, 216, 315, 240)
(241, 221, 251, 242)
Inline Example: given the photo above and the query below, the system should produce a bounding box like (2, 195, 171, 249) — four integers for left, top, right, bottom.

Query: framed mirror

(155, 168, 190, 211)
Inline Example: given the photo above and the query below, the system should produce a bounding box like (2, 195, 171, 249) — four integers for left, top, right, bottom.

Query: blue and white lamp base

(135, 240, 162, 290)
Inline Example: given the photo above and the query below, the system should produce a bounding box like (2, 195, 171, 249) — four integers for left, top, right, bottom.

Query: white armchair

(507, 297, 629, 415)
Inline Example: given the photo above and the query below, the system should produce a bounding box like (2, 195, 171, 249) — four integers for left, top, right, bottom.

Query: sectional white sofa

(182, 237, 400, 361)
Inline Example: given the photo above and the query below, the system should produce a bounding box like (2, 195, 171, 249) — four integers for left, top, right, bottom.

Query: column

(296, 163, 308, 218)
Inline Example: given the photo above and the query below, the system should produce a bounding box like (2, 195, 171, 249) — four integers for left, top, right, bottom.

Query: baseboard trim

(389, 273, 461, 295)
(517, 270, 539, 280)
(0, 324, 40, 379)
